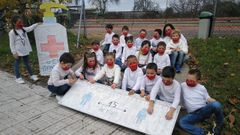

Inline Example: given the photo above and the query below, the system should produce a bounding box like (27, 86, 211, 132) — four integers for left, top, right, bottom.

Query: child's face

(87, 57, 96, 68)
(165, 26, 172, 36)
(105, 56, 115, 67)
(106, 28, 112, 33)
(141, 44, 150, 55)
(157, 46, 166, 55)
(186, 74, 198, 87)
(162, 77, 173, 86)
(92, 44, 99, 51)
(60, 62, 72, 71)
(146, 69, 156, 80)
(16, 19, 24, 29)
(126, 40, 133, 48)
(153, 31, 160, 39)
(171, 33, 180, 42)
(122, 29, 128, 36)
(127, 58, 138, 71)
(112, 37, 119, 45)
(139, 31, 146, 39)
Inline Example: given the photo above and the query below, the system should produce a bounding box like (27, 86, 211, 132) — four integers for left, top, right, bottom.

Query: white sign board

(34, 23, 69, 76)
(59, 81, 181, 135)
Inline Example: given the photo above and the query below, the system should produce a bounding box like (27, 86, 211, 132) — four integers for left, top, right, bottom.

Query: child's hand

(69, 78, 77, 85)
(147, 106, 153, 114)
(79, 74, 84, 80)
(128, 90, 135, 96)
(140, 90, 145, 97)
(145, 95, 150, 101)
(165, 110, 174, 120)
(89, 79, 96, 84)
(176, 48, 181, 52)
(111, 83, 117, 89)
(13, 53, 19, 59)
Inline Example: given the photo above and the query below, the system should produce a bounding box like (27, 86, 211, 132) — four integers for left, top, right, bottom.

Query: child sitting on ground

(47, 53, 77, 98)
(129, 63, 160, 101)
(120, 25, 131, 48)
(75, 52, 101, 81)
(179, 69, 224, 135)
(102, 24, 115, 54)
(135, 29, 148, 50)
(109, 34, 123, 67)
(90, 40, 104, 66)
(90, 52, 121, 89)
(135, 40, 152, 72)
(166, 30, 188, 73)
(122, 55, 143, 91)
(147, 66, 181, 120)
(150, 29, 163, 57)
(153, 41, 171, 75)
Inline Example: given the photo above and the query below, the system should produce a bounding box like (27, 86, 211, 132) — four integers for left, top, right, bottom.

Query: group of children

(9, 16, 223, 135)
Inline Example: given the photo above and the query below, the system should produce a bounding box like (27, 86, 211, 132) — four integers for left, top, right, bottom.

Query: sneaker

(175, 65, 181, 73)
(15, 78, 25, 84)
(30, 75, 39, 81)
(56, 95, 63, 101)
(49, 93, 56, 97)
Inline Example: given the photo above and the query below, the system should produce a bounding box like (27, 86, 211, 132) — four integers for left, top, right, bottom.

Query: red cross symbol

(40, 35, 65, 58)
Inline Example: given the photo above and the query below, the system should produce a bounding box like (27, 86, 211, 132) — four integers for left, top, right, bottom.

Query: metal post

(83, 0, 87, 38)
(76, 0, 83, 48)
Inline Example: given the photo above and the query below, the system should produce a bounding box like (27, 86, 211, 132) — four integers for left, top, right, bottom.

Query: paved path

(0, 63, 188, 135)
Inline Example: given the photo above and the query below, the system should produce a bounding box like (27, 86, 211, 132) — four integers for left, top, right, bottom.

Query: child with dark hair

(48, 53, 77, 99)
(90, 52, 121, 89)
(147, 66, 181, 120)
(150, 29, 163, 56)
(129, 63, 160, 101)
(75, 52, 101, 81)
(109, 34, 123, 67)
(135, 40, 152, 71)
(9, 15, 41, 83)
(153, 41, 170, 74)
(121, 36, 136, 67)
(90, 40, 104, 66)
(179, 69, 224, 135)
(120, 25, 131, 48)
(102, 24, 115, 54)
(122, 55, 143, 91)
(134, 29, 148, 50)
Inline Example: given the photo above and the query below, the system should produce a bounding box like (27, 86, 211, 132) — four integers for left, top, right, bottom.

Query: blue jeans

(115, 57, 122, 67)
(179, 101, 224, 135)
(169, 51, 185, 67)
(14, 55, 33, 78)
(48, 84, 71, 95)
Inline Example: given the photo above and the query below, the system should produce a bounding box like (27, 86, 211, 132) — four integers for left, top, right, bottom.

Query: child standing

(9, 15, 40, 83)
(135, 40, 152, 70)
(147, 66, 181, 120)
(134, 29, 148, 50)
(75, 52, 101, 81)
(179, 69, 224, 135)
(90, 52, 121, 89)
(153, 41, 170, 75)
(102, 24, 115, 54)
(166, 30, 188, 73)
(48, 53, 77, 97)
(109, 34, 123, 67)
(90, 40, 104, 66)
(120, 25, 131, 48)
(129, 63, 160, 101)
(150, 29, 163, 57)
(122, 55, 143, 91)
(121, 36, 137, 67)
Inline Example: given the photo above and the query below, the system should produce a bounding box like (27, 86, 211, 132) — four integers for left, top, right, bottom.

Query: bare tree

(88, 0, 120, 15)
(133, 0, 160, 11)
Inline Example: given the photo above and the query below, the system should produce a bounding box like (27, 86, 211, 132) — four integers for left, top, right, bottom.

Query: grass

(189, 36, 240, 134)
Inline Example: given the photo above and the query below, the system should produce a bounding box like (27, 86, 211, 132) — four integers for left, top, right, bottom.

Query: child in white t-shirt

(150, 29, 163, 57)
(134, 29, 148, 50)
(109, 34, 123, 67)
(102, 24, 115, 54)
(90, 40, 104, 66)
(120, 25, 131, 48)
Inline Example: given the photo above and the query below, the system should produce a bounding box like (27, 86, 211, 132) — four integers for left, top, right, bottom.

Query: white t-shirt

(109, 43, 123, 59)
(150, 37, 164, 50)
(166, 39, 188, 54)
(121, 46, 137, 63)
(181, 82, 210, 113)
(163, 34, 188, 46)
(102, 32, 115, 45)
(75, 65, 101, 81)
(94, 64, 121, 84)
(139, 75, 161, 93)
(47, 63, 74, 86)
(90, 49, 104, 65)
(9, 23, 38, 56)
(150, 78, 181, 109)
(135, 51, 152, 66)
(153, 53, 171, 69)
(122, 67, 143, 90)
(134, 37, 147, 50)
(120, 33, 131, 47)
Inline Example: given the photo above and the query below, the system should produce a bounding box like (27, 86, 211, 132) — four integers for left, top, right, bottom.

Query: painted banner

(34, 23, 69, 76)
(59, 80, 181, 135)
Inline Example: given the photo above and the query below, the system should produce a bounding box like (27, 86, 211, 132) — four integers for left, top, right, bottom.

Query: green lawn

(189, 37, 240, 134)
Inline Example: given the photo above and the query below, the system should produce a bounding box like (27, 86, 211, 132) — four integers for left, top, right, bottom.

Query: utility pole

(76, 0, 83, 48)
